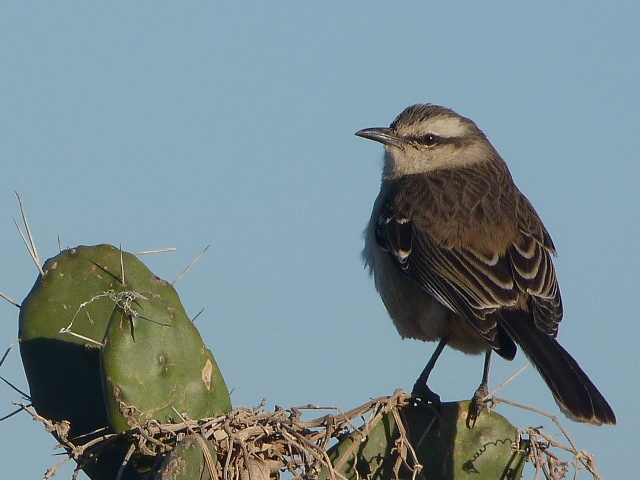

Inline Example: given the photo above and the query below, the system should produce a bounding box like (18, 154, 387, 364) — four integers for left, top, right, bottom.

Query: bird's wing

(374, 185, 562, 352)
(508, 197, 562, 337)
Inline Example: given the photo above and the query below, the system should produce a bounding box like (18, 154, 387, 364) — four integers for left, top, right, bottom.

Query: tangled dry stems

(12, 389, 605, 480)
(15, 389, 416, 480)
(487, 396, 604, 480)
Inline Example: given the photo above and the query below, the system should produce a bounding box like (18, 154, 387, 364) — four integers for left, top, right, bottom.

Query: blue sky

(1, 3, 638, 478)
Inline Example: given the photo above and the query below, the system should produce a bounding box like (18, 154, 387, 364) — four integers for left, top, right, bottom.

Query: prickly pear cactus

(322, 401, 526, 480)
(154, 435, 217, 480)
(19, 245, 126, 437)
(101, 283, 231, 432)
(18, 244, 230, 479)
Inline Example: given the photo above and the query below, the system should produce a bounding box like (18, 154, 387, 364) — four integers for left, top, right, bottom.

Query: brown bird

(358, 104, 616, 425)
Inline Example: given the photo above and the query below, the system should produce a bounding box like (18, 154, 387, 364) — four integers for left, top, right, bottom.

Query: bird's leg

(412, 337, 448, 406)
(468, 348, 492, 427)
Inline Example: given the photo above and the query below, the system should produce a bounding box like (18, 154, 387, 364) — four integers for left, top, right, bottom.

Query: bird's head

(356, 104, 498, 179)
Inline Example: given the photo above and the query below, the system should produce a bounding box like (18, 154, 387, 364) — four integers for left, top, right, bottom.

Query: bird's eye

(418, 134, 439, 146)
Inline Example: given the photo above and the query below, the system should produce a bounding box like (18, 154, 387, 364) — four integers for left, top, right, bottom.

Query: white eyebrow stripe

(423, 117, 469, 138)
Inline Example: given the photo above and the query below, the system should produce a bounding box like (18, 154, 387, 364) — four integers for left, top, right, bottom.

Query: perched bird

(357, 104, 615, 425)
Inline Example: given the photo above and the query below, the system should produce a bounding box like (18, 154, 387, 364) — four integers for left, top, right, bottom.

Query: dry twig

(9, 388, 606, 480)
(13, 391, 421, 480)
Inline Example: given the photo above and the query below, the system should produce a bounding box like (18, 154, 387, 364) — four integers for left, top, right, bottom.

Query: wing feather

(375, 170, 563, 353)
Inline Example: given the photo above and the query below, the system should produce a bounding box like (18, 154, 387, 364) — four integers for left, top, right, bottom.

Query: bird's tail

(499, 315, 616, 425)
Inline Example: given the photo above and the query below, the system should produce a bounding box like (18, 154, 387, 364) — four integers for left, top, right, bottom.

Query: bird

(357, 104, 616, 425)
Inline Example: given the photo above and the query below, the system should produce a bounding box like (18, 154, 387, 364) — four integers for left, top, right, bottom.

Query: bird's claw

(467, 384, 489, 428)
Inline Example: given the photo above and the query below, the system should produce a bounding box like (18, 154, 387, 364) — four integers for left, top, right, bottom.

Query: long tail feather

(499, 314, 615, 425)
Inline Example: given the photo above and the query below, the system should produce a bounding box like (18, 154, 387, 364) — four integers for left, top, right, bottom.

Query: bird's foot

(467, 383, 489, 428)
(411, 382, 441, 410)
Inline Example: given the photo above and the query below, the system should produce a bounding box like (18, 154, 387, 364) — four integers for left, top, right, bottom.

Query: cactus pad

(18, 244, 230, 478)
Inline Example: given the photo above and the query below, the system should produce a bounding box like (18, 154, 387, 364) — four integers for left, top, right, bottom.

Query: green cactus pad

(101, 289, 231, 432)
(154, 435, 217, 480)
(18, 244, 230, 478)
(322, 401, 525, 480)
(19, 245, 131, 435)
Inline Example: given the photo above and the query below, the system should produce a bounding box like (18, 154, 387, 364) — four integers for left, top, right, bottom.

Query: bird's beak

(355, 127, 405, 149)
